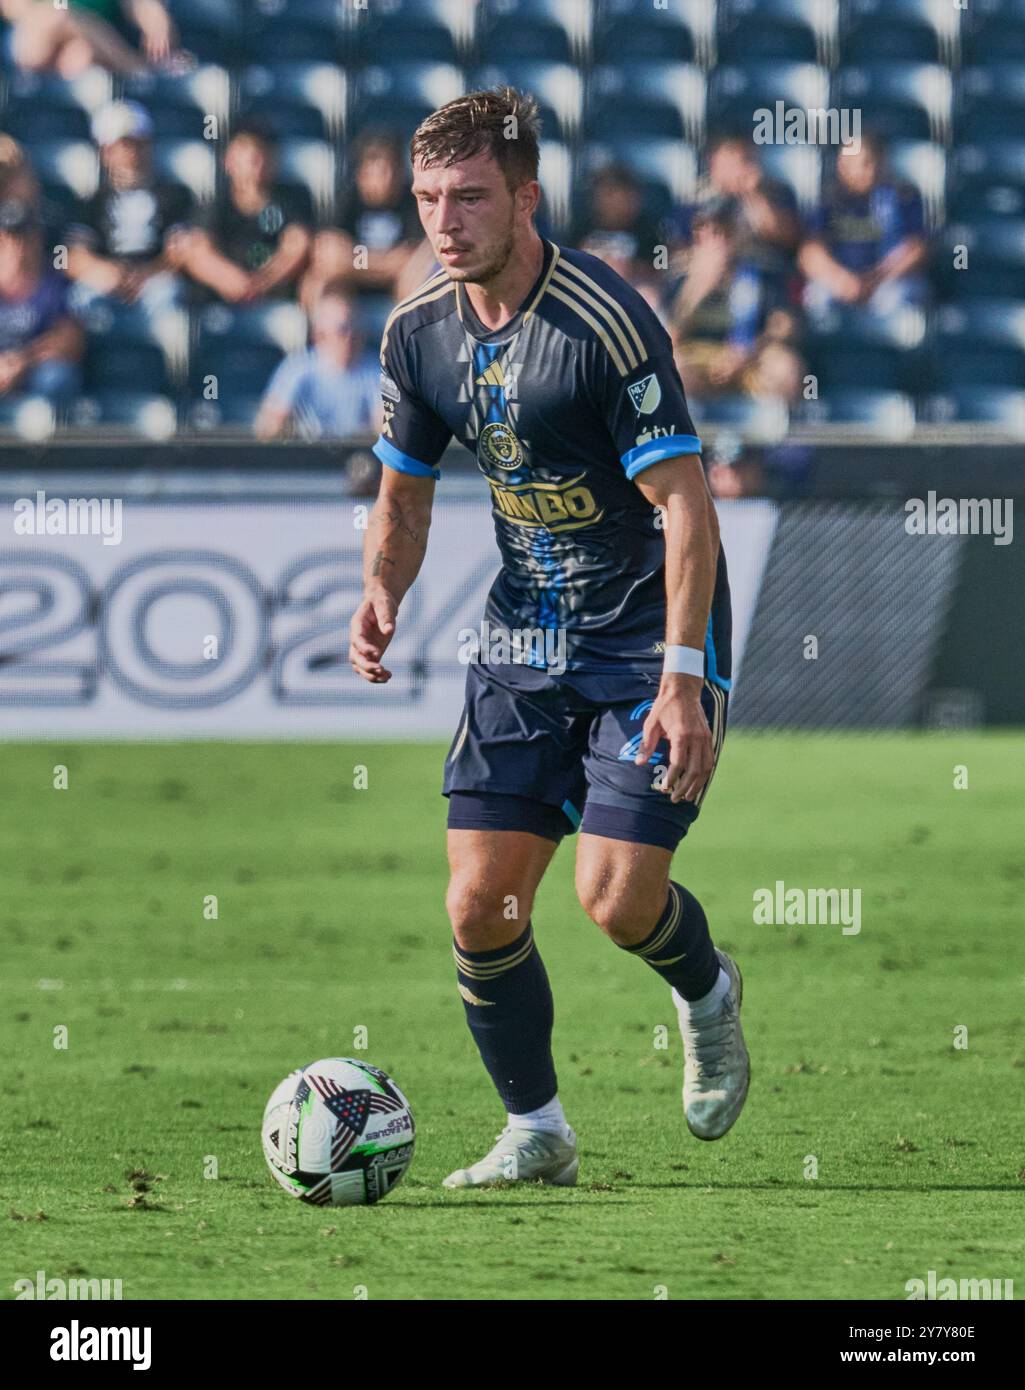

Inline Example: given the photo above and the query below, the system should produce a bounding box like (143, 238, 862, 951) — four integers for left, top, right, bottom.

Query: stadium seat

(798, 389, 916, 439)
(166, 0, 245, 65)
(708, 61, 829, 136)
(22, 140, 99, 208)
(151, 138, 217, 203)
(964, 0, 1025, 63)
(841, 0, 959, 65)
(757, 144, 821, 214)
(718, 0, 826, 65)
(468, 61, 583, 142)
(537, 138, 574, 233)
(932, 300, 1025, 386)
(345, 0, 468, 65)
(687, 395, 789, 443)
(243, 0, 345, 64)
(833, 63, 952, 143)
(936, 219, 1025, 298)
(807, 306, 928, 393)
(350, 62, 464, 136)
(585, 63, 705, 143)
(579, 138, 698, 213)
(593, 0, 707, 63)
(923, 386, 1025, 436)
(948, 141, 1025, 221)
(275, 139, 337, 222)
(477, 0, 590, 64)
(69, 392, 178, 439)
(353, 292, 396, 349)
(77, 301, 188, 389)
(0, 395, 57, 441)
(190, 301, 308, 432)
(1, 68, 112, 143)
(956, 64, 1025, 141)
(239, 63, 347, 141)
(123, 66, 230, 141)
(886, 139, 946, 230)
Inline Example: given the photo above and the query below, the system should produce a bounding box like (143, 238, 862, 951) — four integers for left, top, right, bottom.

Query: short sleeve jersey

(372, 238, 731, 681)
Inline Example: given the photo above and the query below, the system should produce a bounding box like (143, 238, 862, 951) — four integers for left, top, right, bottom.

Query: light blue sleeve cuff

(373, 434, 441, 480)
(622, 433, 703, 480)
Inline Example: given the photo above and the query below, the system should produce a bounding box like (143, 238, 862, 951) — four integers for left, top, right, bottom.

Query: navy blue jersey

(372, 237, 731, 682)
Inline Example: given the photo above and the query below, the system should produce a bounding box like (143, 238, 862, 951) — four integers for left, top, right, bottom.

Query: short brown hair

(410, 87, 541, 192)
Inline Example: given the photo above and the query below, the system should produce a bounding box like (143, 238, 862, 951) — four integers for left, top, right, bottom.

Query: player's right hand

(349, 591, 397, 683)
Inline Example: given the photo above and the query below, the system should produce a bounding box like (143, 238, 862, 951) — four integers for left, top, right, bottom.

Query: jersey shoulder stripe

(543, 243, 669, 378)
(552, 254, 648, 365)
(380, 269, 455, 363)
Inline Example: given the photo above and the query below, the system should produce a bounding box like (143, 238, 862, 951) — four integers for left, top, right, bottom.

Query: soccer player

(349, 89, 749, 1188)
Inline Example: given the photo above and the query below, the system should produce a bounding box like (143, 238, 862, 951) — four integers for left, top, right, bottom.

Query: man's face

(411, 149, 536, 284)
(103, 136, 149, 185)
(0, 227, 34, 280)
(357, 146, 400, 206)
(226, 136, 272, 186)
(837, 147, 879, 196)
(709, 141, 756, 195)
(593, 179, 639, 229)
(312, 295, 359, 362)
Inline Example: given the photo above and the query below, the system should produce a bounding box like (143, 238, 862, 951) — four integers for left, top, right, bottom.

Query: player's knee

(445, 876, 527, 951)
(576, 874, 665, 946)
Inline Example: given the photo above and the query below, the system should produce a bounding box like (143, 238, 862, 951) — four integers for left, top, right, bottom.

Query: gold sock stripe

(550, 268, 641, 375)
(453, 931, 535, 981)
(379, 273, 453, 363)
(555, 257, 648, 364)
(546, 283, 630, 377)
(635, 883, 682, 957)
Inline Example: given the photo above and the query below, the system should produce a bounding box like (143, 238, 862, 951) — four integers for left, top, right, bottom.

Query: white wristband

(662, 644, 704, 677)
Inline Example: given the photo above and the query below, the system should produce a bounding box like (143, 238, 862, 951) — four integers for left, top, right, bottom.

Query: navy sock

(620, 881, 720, 1001)
(453, 921, 557, 1114)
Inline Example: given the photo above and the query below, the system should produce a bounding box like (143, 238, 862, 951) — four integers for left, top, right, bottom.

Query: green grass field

(2, 733, 1022, 1301)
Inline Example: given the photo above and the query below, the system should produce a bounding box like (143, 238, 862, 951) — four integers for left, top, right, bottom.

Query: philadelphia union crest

(477, 421, 527, 479)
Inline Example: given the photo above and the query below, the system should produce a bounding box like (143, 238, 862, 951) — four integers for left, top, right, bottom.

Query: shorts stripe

(694, 680, 726, 810)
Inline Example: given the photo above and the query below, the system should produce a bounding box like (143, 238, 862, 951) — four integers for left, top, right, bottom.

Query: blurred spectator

(800, 134, 928, 321)
(180, 121, 312, 304)
(671, 134, 800, 282)
(254, 282, 381, 441)
(670, 204, 803, 401)
(0, 201, 83, 412)
(567, 165, 664, 298)
(301, 130, 423, 311)
(65, 101, 192, 316)
(0, 133, 64, 249)
(1, 0, 180, 77)
(706, 437, 813, 500)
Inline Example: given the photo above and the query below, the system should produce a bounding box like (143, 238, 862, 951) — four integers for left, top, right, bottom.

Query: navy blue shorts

(443, 662, 728, 852)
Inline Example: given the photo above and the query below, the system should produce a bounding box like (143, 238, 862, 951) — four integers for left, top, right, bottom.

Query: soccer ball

(262, 1058, 415, 1206)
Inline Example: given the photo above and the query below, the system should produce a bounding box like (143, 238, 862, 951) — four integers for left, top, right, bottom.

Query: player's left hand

(635, 677, 712, 804)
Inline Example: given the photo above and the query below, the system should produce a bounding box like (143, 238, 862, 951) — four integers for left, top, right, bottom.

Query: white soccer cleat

(442, 1125, 578, 1189)
(675, 949, 750, 1141)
